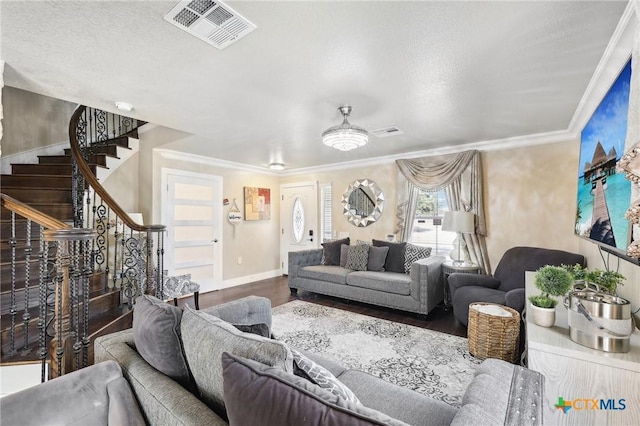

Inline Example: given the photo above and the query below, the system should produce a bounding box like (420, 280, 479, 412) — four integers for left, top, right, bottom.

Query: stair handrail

(1, 193, 95, 380)
(68, 105, 165, 233)
(1, 193, 70, 230)
(68, 105, 166, 303)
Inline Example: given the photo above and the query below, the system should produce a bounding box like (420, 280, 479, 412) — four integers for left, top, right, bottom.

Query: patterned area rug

(271, 300, 482, 407)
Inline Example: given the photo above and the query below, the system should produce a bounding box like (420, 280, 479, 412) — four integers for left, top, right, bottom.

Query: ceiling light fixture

(269, 163, 285, 171)
(115, 102, 133, 112)
(321, 105, 368, 151)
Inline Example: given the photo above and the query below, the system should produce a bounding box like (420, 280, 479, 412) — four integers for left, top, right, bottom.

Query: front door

(280, 182, 318, 274)
(162, 169, 222, 293)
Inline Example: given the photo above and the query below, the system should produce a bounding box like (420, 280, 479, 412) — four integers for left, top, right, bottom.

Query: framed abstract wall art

(244, 187, 271, 221)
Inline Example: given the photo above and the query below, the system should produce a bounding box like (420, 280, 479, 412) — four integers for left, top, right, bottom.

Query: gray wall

(1, 86, 76, 156)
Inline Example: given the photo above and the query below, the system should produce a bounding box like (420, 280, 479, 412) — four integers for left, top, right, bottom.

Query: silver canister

(564, 290, 634, 353)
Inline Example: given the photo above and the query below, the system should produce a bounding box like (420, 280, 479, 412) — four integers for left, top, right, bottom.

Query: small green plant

(529, 265, 573, 308)
(560, 264, 625, 294)
(528, 294, 557, 309)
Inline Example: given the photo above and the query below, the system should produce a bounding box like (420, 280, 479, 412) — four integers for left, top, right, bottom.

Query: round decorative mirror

(342, 179, 384, 227)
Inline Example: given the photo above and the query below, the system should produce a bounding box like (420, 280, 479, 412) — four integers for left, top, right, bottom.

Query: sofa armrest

(448, 274, 500, 302)
(409, 256, 445, 310)
(452, 359, 544, 426)
(0, 360, 145, 426)
(201, 295, 273, 330)
(94, 329, 227, 426)
(288, 249, 323, 280)
(504, 288, 525, 314)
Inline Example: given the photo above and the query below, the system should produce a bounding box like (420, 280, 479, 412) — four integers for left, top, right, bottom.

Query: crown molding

(281, 129, 574, 176)
(568, 1, 636, 135)
(155, 148, 279, 176)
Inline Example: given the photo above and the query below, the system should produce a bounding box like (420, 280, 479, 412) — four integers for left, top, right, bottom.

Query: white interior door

(162, 169, 222, 293)
(281, 182, 318, 274)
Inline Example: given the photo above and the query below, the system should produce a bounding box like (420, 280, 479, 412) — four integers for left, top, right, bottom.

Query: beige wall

(481, 140, 581, 270)
(139, 128, 282, 282)
(101, 152, 140, 214)
(281, 163, 398, 244)
(1, 86, 76, 155)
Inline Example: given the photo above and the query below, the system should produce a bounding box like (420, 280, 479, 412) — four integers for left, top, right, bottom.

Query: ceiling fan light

(321, 106, 368, 151)
(269, 163, 285, 170)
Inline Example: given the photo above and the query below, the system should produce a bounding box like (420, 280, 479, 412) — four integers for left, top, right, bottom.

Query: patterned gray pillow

(404, 244, 432, 274)
(291, 348, 361, 404)
(345, 244, 369, 271)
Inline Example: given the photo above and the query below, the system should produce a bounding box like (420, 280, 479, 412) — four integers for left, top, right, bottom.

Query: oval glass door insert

(292, 197, 305, 243)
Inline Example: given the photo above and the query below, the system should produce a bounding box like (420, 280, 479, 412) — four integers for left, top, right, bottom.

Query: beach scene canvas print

(575, 59, 632, 253)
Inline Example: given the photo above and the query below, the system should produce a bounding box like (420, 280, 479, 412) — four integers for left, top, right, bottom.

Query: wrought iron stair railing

(69, 105, 166, 306)
(0, 194, 95, 380)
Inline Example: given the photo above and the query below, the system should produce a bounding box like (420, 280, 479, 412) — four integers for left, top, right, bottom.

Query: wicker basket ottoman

(468, 302, 520, 363)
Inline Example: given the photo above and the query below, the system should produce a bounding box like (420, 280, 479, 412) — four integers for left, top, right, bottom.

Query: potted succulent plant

(529, 265, 573, 327)
(561, 264, 625, 294)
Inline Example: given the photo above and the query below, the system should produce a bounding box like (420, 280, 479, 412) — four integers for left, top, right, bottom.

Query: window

(320, 183, 332, 242)
(410, 189, 456, 258)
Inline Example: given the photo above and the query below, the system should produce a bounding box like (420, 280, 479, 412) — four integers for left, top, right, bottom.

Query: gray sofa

(92, 296, 544, 426)
(289, 248, 446, 316)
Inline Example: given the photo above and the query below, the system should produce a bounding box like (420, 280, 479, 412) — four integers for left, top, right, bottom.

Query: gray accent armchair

(448, 246, 585, 326)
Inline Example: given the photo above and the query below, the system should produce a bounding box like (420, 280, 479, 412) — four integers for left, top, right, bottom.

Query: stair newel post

(44, 228, 96, 378)
(22, 218, 32, 355)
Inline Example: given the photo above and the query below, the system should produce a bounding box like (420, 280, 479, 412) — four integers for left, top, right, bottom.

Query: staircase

(0, 134, 139, 370)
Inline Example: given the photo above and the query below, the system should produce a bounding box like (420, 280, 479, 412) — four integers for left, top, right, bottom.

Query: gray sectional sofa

(289, 248, 446, 316)
(89, 296, 545, 426)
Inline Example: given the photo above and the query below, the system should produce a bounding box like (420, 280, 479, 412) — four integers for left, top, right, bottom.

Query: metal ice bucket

(563, 289, 634, 353)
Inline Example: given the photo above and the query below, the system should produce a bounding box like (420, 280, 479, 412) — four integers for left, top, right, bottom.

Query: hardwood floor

(179, 275, 467, 338)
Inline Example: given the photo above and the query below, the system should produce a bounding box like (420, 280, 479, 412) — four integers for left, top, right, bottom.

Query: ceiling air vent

(164, 0, 256, 50)
(370, 126, 404, 138)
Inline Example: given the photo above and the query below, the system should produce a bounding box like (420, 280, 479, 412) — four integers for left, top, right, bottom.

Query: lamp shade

(441, 211, 475, 234)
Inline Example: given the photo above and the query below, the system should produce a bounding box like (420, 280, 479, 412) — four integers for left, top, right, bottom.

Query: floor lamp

(442, 211, 475, 265)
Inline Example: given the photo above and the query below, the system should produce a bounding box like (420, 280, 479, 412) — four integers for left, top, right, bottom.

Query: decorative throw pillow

(180, 306, 293, 418)
(221, 352, 409, 426)
(291, 348, 361, 404)
(372, 240, 407, 273)
(367, 245, 389, 272)
(345, 244, 369, 271)
(132, 295, 192, 388)
(404, 244, 432, 274)
(340, 244, 349, 267)
(321, 238, 350, 266)
(233, 323, 271, 338)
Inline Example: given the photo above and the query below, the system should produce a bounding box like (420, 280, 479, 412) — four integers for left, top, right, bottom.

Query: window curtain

(394, 150, 491, 274)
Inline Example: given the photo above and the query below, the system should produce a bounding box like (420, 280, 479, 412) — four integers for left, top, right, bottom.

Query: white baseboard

(221, 269, 283, 289)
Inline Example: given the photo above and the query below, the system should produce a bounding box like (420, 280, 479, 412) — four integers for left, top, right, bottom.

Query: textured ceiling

(0, 1, 629, 170)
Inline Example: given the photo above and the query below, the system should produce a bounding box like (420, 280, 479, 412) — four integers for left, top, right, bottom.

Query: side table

(441, 261, 481, 309)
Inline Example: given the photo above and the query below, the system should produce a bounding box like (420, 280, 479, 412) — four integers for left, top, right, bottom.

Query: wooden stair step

(1, 288, 124, 355)
(1, 203, 73, 222)
(0, 187, 72, 204)
(1, 174, 72, 188)
(39, 154, 111, 167)
(0, 220, 42, 238)
(11, 164, 101, 176)
(0, 270, 106, 302)
(0, 306, 132, 365)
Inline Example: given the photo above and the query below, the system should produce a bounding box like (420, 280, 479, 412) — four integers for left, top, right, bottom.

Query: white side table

(441, 261, 481, 309)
